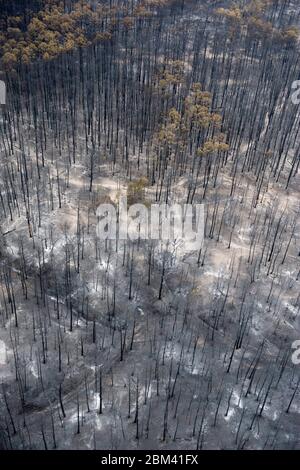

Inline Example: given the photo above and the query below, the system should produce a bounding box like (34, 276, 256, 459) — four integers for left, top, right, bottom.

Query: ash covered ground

(0, 0, 300, 450)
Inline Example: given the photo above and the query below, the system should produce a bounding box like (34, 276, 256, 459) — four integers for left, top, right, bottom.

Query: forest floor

(0, 0, 300, 451)
(0, 143, 299, 449)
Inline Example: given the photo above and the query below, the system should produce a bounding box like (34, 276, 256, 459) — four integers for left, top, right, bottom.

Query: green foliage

(197, 134, 229, 156)
(127, 178, 149, 205)
(157, 60, 186, 93)
(157, 83, 228, 157)
(216, 0, 299, 43)
(0, 0, 183, 70)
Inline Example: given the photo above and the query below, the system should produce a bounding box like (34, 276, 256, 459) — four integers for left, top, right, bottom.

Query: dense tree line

(0, 0, 299, 450)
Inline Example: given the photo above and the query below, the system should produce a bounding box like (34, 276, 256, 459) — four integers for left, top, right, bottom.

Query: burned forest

(0, 0, 300, 451)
